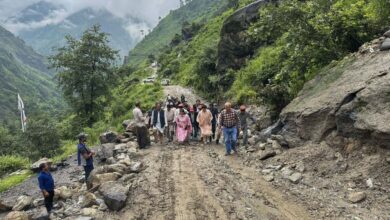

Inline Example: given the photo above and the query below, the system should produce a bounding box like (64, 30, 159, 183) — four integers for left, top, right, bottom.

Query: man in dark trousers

(77, 133, 95, 184)
(210, 103, 219, 142)
(38, 163, 55, 215)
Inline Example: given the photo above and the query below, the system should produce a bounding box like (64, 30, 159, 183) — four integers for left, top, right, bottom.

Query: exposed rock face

(98, 182, 129, 211)
(217, 0, 269, 72)
(279, 46, 390, 148)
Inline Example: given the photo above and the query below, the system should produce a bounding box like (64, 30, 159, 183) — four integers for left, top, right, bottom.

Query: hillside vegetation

(128, 0, 390, 117)
(0, 25, 63, 125)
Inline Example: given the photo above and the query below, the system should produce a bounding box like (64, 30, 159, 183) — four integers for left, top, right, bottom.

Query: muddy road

(106, 143, 311, 220)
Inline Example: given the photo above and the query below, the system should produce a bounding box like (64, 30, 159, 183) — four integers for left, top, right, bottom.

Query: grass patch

(0, 155, 30, 177)
(0, 171, 32, 193)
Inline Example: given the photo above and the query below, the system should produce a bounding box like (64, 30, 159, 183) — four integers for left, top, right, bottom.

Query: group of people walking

(36, 96, 256, 217)
(132, 95, 256, 156)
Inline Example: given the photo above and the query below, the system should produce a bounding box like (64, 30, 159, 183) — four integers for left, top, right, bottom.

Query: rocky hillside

(277, 33, 390, 149)
(0, 25, 62, 123)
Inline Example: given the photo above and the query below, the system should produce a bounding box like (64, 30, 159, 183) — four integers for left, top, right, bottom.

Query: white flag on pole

(17, 94, 27, 132)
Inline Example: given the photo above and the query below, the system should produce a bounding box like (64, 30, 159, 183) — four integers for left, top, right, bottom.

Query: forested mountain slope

(0, 25, 62, 124)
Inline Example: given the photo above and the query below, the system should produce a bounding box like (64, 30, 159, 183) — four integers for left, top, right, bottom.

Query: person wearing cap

(133, 101, 151, 149)
(151, 102, 167, 145)
(218, 102, 241, 156)
(210, 103, 219, 142)
(238, 105, 256, 146)
(38, 162, 55, 215)
(77, 133, 95, 183)
(197, 104, 213, 144)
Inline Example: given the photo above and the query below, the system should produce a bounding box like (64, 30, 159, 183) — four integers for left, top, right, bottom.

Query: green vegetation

(50, 25, 120, 128)
(127, 0, 232, 67)
(0, 155, 29, 177)
(146, 0, 390, 115)
(0, 25, 64, 126)
(0, 171, 32, 193)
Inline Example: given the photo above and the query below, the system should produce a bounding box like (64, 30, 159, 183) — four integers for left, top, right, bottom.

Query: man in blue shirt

(38, 163, 55, 214)
(77, 133, 95, 184)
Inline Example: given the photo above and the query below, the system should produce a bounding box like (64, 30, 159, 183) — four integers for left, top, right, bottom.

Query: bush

(0, 155, 29, 177)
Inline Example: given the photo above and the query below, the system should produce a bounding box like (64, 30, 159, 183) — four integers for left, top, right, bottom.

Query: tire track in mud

(157, 148, 176, 220)
(171, 147, 228, 220)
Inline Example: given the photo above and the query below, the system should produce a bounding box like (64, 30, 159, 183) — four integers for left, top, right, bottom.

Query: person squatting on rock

(238, 105, 256, 146)
(38, 162, 55, 215)
(219, 102, 241, 156)
(133, 101, 151, 149)
(77, 133, 95, 183)
(151, 102, 167, 145)
(165, 103, 176, 142)
(175, 108, 192, 144)
(197, 104, 213, 144)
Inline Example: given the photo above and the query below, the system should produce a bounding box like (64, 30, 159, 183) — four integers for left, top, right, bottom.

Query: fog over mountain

(0, 0, 179, 56)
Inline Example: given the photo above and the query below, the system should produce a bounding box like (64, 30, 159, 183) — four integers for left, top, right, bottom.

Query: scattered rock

(57, 186, 72, 200)
(270, 135, 288, 147)
(348, 192, 366, 203)
(97, 143, 114, 161)
(94, 173, 122, 185)
(258, 143, 266, 150)
(296, 162, 305, 173)
(78, 192, 98, 208)
(99, 131, 118, 144)
(366, 178, 374, 188)
(5, 211, 29, 220)
(130, 162, 143, 173)
(288, 172, 303, 184)
(281, 167, 294, 179)
(259, 150, 276, 160)
(99, 182, 129, 211)
(381, 38, 390, 51)
(384, 30, 390, 38)
(120, 138, 131, 143)
(12, 195, 32, 211)
(32, 199, 44, 209)
(264, 175, 274, 182)
(0, 199, 14, 212)
(81, 207, 98, 216)
(31, 158, 53, 172)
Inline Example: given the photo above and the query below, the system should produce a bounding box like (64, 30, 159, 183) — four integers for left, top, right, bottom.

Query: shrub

(0, 155, 29, 177)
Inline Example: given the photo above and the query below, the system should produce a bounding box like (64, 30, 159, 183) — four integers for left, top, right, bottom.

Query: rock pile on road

(2, 132, 146, 220)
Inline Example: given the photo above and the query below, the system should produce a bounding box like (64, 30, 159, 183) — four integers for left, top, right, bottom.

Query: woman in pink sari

(176, 108, 192, 144)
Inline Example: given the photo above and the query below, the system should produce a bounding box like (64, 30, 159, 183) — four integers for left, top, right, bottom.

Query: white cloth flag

(17, 94, 27, 132)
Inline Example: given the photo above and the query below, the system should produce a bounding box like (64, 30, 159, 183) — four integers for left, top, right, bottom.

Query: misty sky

(0, 0, 179, 34)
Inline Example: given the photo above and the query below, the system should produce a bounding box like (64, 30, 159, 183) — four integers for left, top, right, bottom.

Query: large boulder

(99, 182, 129, 211)
(5, 211, 29, 220)
(279, 50, 390, 148)
(0, 198, 14, 213)
(96, 143, 115, 162)
(99, 131, 118, 144)
(12, 196, 32, 211)
(30, 158, 53, 172)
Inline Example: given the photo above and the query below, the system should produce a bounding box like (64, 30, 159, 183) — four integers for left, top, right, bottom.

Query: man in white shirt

(132, 102, 150, 149)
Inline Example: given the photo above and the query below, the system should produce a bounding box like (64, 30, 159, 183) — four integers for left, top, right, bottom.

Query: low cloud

(0, 0, 179, 34)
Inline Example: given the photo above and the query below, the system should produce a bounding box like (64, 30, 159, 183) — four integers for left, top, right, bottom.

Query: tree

(50, 25, 119, 127)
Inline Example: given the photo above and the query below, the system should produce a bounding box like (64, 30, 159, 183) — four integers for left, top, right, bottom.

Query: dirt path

(107, 85, 312, 220)
(111, 143, 311, 220)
